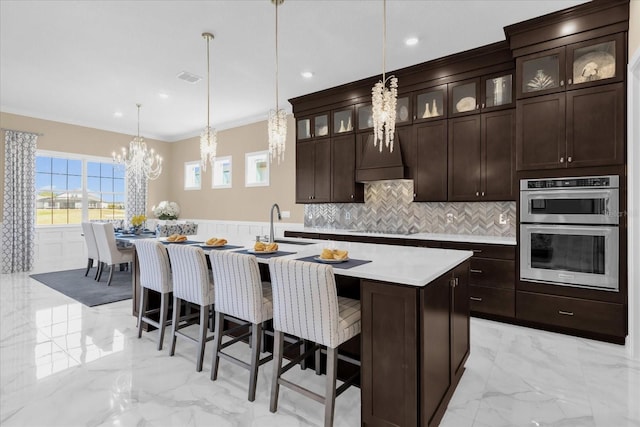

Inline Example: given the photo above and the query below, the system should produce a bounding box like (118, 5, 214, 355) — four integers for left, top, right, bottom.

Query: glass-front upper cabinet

(296, 113, 330, 141)
(415, 85, 447, 122)
(357, 104, 373, 131)
(566, 33, 624, 90)
(481, 71, 514, 111)
(516, 33, 624, 99)
(449, 79, 480, 116)
(395, 95, 411, 126)
(517, 47, 564, 98)
(332, 107, 354, 135)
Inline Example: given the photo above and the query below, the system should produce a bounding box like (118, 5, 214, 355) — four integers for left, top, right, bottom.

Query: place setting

(196, 237, 242, 250)
(234, 240, 296, 258)
(296, 248, 372, 269)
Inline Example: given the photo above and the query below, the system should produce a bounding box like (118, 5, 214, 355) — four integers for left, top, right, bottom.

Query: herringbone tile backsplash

(304, 180, 515, 237)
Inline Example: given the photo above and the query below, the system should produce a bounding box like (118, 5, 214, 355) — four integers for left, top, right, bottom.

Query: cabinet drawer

(470, 258, 515, 289)
(516, 291, 625, 337)
(469, 286, 514, 318)
(441, 242, 515, 260)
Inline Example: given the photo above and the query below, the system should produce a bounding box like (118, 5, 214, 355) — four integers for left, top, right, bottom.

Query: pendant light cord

(136, 103, 141, 138)
(275, 0, 280, 112)
(206, 35, 211, 130)
(382, 0, 386, 82)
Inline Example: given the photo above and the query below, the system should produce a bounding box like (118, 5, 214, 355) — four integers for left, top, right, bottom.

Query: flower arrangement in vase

(152, 201, 180, 220)
(130, 214, 146, 234)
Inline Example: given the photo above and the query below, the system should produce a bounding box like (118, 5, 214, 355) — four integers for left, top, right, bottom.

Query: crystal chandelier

(113, 104, 162, 186)
(268, 0, 287, 164)
(200, 32, 217, 172)
(371, 0, 398, 153)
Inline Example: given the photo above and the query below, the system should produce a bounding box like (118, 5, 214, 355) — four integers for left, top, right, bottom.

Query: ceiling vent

(176, 71, 202, 84)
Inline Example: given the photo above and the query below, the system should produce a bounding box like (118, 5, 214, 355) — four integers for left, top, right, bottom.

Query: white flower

(152, 201, 180, 219)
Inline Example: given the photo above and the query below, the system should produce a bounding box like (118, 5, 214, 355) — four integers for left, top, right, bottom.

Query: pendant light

(268, 0, 287, 164)
(200, 32, 217, 172)
(371, 0, 398, 153)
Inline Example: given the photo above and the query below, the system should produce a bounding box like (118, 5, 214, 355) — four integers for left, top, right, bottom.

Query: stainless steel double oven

(520, 175, 619, 291)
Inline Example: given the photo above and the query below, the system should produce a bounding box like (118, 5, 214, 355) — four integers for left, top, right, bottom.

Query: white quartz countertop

(254, 240, 473, 287)
(288, 228, 516, 246)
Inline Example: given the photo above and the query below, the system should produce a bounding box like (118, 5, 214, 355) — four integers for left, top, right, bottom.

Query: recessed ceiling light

(405, 37, 419, 46)
(158, 92, 169, 99)
(301, 71, 314, 79)
(114, 112, 123, 118)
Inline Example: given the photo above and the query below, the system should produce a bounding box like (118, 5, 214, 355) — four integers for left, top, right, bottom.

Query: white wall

(627, 48, 640, 360)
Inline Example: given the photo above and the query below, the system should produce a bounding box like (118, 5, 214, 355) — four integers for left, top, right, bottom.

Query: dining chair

(208, 250, 275, 401)
(92, 222, 133, 286)
(166, 244, 215, 372)
(81, 222, 100, 280)
(134, 239, 173, 351)
(268, 258, 361, 427)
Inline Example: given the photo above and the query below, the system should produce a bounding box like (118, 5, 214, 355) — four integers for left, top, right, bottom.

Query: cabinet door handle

(350, 194, 354, 199)
(560, 80, 564, 86)
(567, 156, 572, 163)
(568, 78, 572, 85)
(413, 193, 416, 199)
(476, 191, 480, 196)
(481, 103, 485, 108)
(470, 269, 483, 274)
(481, 191, 485, 196)
(470, 296, 483, 302)
(560, 157, 564, 163)
(476, 104, 480, 110)
(558, 310, 574, 316)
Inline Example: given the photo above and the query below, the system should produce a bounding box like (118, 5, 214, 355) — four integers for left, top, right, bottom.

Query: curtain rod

(1, 127, 44, 136)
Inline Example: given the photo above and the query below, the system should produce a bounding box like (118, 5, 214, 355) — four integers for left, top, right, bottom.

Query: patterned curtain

(1, 131, 38, 273)
(125, 167, 147, 227)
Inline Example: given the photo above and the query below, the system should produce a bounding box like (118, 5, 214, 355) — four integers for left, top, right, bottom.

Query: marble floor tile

(1, 270, 638, 427)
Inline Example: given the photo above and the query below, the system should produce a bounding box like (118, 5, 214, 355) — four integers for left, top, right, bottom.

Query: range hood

(355, 133, 408, 182)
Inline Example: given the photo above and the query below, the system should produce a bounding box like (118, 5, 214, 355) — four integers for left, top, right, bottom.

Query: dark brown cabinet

(516, 33, 625, 99)
(442, 242, 516, 320)
(448, 109, 515, 201)
(295, 139, 330, 203)
(516, 291, 626, 339)
(414, 120, 448, 201)
(516, 83, 624, 170)
(449, 71, 514, 118)
(331, 134, 363, 203)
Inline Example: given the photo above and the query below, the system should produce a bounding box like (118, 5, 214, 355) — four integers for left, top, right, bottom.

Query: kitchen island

(130, 237, 472, 427)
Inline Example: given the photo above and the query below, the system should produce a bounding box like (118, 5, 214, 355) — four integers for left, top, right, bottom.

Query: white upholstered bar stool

(268, 258, 361, 427)
(134, 239, 173, 351)
(92, 222, 133, 286)
(81, 222, 100, 279)
(208, 250, 274, 401)
(166, 244, 215, 372)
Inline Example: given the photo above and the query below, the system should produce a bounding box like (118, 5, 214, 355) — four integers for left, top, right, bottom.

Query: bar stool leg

(196, 305, 208, 372)
(270, 330, 284, 413)
(248, 323, 262, 402)
(324, 347, 338, 427)
(210, 311, 224, 381)
(137, 287, 147, 337)
(158, 292, 169, 351)
(170, 296, 180, 356)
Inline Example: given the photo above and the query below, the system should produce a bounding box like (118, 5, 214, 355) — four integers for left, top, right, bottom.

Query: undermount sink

(274, 239, 314, 245)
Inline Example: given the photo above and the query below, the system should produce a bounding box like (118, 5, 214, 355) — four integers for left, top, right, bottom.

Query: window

(87, 162, 125, 221)
(212, 156, 232, 188)
(35, 152, 125, 225)
(184, 161, 202, 190)
(245, 151, 269, 187)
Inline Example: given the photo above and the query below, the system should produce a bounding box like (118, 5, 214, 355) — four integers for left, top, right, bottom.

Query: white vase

(422, 103, 431, 118)
(339, 120, 346, 132)
(432, 99, 439, 116)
